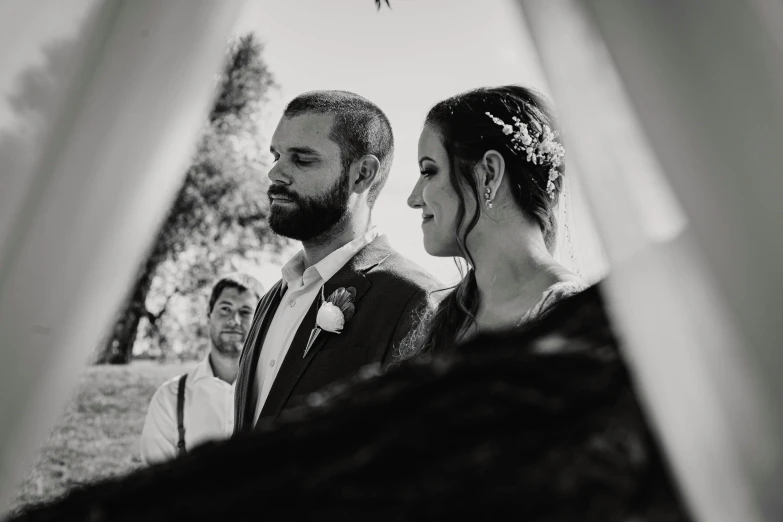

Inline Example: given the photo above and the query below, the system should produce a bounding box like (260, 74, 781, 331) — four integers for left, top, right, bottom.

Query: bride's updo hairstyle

(427, 85, 565, 254)
(397, 85, 566, 360)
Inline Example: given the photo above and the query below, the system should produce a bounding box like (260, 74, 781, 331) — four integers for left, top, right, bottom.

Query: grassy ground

(10, 360, 193, 513)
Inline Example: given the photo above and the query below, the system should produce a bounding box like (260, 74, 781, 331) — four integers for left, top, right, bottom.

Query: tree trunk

(93, 256, 158, 365)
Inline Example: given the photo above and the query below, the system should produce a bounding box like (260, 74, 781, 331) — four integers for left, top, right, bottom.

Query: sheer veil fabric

(553, 168, 609, 284)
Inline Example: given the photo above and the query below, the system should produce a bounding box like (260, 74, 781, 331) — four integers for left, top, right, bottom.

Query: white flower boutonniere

(303, 286, 357, 358)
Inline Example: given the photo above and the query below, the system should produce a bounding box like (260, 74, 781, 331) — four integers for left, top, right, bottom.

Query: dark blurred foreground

(7, 284, 691, 521)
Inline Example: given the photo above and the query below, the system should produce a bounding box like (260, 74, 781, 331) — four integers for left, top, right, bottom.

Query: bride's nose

(407, 178, 423, 209)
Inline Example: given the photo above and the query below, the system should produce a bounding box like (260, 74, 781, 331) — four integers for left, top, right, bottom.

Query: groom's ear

(350, 155, 381, 195)
(479, 149, 506, 200)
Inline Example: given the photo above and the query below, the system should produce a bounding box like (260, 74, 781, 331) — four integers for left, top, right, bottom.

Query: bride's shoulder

(543, 279, 589, 306)
(546, 279, 589, 298)
(522, 279, 589, 324)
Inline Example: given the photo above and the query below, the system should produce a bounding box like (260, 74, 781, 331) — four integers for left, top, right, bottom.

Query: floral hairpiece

(485, 112, 565, 200)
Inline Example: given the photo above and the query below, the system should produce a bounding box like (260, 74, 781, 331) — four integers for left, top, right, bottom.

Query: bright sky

(233, 0, 550, 286)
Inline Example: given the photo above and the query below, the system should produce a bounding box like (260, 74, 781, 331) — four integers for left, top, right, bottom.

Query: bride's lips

(422, 214, 434, 225)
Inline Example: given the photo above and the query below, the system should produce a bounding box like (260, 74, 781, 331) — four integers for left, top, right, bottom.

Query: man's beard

(210, 330, 244, 357)
(268, 175, 351, 241)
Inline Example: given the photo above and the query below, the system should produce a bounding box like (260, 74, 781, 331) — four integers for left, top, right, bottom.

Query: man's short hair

(284, 90, 394, 207)
(208, 273, 264, 314)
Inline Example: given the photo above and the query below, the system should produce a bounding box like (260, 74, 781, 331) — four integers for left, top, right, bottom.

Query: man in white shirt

(140, 273, 263, 464)
(234, 90, 440, 432)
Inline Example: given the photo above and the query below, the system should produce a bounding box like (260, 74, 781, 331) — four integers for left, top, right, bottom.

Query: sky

(232, 0, 551, 287)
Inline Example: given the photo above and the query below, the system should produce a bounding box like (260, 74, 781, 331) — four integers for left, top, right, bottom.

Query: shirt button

(270, 359, 276, 367)
(289, 300, 296, 307)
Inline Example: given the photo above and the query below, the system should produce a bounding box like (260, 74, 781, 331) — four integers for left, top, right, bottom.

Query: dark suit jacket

(233, 235, 439, 433)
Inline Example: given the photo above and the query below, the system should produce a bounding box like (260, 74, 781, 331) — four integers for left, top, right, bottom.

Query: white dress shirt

(253, 227, 381, 423)
(140, 354, 235, 464)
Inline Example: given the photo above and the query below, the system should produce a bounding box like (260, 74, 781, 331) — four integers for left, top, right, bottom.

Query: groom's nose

(268, 162, 291, 185)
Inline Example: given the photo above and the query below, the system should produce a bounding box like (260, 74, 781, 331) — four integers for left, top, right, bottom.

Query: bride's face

(407, 124, 467, 257)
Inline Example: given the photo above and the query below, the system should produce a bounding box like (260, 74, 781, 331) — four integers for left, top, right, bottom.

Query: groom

(234, 90, 439, 432)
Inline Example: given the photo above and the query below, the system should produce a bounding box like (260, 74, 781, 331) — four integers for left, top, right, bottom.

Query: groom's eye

(293, 156, 314, 167)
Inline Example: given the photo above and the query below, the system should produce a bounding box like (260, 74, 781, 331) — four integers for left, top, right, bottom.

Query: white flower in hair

(486, 111, 565, 199)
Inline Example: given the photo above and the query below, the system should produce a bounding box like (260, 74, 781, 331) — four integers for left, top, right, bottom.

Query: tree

(95, 34, 288, 364)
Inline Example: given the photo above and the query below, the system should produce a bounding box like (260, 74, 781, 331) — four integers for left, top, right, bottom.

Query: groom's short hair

(284, 90, 394, 207)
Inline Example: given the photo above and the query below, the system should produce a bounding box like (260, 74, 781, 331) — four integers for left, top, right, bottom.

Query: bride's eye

(420, 168, 436, 178)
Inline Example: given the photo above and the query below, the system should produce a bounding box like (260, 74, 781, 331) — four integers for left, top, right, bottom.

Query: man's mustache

(267, 185, 300, 202)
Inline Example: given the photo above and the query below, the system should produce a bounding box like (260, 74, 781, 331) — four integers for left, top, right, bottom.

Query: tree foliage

(96, 34, 290, 364)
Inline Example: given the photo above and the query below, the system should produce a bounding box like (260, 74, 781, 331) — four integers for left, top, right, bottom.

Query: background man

(140, 273, 263, 464)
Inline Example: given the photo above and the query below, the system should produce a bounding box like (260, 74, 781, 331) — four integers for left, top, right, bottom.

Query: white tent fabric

(519, 1, 783, 521)
(0, 0, 246, 508)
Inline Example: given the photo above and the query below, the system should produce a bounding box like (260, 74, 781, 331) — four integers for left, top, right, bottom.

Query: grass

(10, 360, 193, 513)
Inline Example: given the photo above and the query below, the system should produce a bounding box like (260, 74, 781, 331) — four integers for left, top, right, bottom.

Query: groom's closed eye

(268, 153, 315, 166)
(292, 154, 316, 167)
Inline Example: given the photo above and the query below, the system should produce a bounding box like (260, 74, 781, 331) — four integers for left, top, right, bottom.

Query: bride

(401, 85, 587, 358)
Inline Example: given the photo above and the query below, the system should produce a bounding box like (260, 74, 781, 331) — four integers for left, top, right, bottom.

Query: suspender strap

(176, 374, 187, 456)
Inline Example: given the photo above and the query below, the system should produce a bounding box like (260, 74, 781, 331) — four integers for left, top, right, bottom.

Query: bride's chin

(422, 239, 457, 258)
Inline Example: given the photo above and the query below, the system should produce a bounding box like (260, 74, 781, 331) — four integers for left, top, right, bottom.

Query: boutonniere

(303, 286, 357, 358)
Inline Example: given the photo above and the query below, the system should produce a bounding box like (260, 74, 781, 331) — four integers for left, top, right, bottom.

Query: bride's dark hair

(397, 85, 566, 360)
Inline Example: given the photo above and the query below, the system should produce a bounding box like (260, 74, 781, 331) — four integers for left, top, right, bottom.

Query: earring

(484, 187, 493, 209)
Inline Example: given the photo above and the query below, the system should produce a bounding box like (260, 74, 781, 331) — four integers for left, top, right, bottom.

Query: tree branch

(146, 287, 179, 325)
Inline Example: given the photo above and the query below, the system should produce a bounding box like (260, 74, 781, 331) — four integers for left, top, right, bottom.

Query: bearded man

(233, 91, 439, 432)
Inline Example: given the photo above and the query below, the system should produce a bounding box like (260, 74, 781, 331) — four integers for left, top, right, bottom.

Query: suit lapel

(258, 297, 322, 419)
(234, 280, 284, 433)
(256, 235, 393, 423)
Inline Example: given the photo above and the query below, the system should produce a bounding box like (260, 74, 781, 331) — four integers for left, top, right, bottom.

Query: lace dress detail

(519, 281, 588, 325)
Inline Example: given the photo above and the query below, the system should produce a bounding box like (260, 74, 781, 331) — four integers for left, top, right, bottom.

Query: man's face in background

(207, 286, 257, 357)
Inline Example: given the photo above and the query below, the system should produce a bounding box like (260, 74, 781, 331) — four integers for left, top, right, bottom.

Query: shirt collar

(280, 227, 381, 289)
(189, 354, 215, 383)
(191, 354, 237, 388)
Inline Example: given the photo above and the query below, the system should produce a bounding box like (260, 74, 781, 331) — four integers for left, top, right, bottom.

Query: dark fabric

(175, 374, 187, 457)
(8, 283, 692, 522)
(233, 235, 439, 433)
(233, 281, 285, 432)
